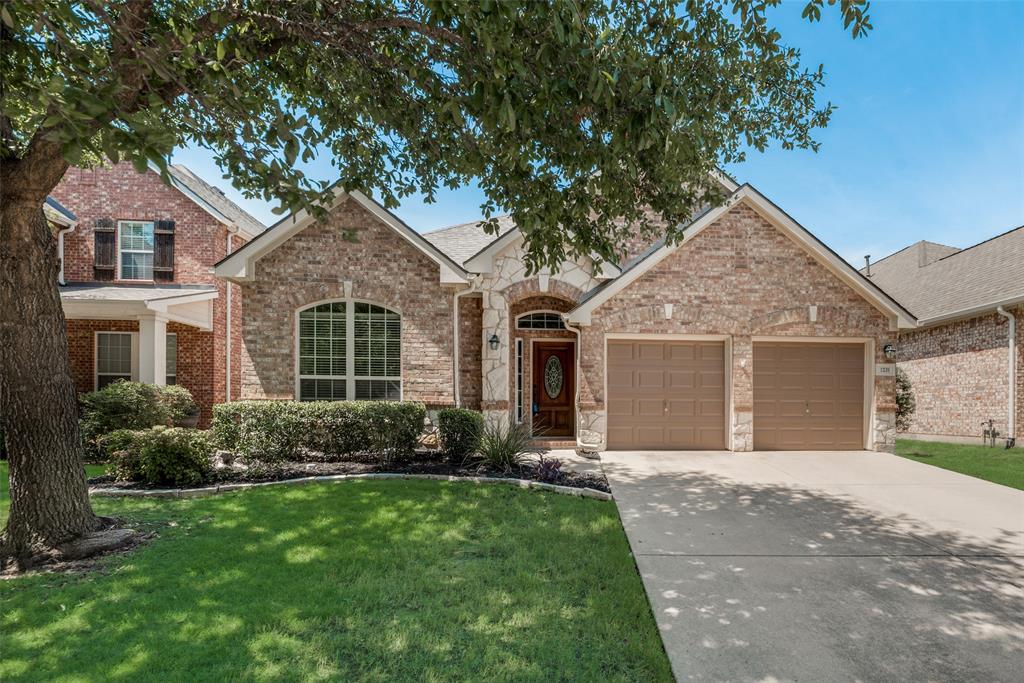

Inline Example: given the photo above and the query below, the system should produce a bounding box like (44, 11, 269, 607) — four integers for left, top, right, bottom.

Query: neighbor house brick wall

(64, 319, 217, 426)
(579, 202, 897, 451)
(52, 163, 248, 426)
(238, 197, 456, 406)
(897, 305, 1023, 444)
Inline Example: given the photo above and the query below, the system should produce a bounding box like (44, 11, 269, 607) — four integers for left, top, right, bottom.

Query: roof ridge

(423, 214, 511, 236)
(932, 224, 1024, 264)
(867, 239, 960, 271)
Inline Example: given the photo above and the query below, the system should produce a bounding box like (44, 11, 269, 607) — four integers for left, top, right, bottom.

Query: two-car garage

(606, 338, 867, 451)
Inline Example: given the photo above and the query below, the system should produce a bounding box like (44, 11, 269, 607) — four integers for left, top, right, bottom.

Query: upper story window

(516, 312, 565, 330)
(297, 301, 401, 401)
(118, 221, 155, 280)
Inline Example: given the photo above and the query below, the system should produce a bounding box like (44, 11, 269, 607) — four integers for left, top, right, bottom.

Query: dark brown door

(532, 342, 574, 436)
(753, 341, 865, 450)
(607, 340, 726, 449)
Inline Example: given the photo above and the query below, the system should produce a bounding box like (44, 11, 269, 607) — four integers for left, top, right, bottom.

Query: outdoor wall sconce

(883, 343, 896, 360)
(488, 333, 500, 351)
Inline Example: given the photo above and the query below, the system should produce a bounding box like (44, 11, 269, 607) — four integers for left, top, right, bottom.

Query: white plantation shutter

(297, 301, 400, 401)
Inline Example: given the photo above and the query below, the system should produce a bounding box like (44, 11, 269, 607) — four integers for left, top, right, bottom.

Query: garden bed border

(90, 472, 613, 501)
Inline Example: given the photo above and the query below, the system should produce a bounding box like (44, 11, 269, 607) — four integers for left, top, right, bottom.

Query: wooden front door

(531, 342, 575, 436)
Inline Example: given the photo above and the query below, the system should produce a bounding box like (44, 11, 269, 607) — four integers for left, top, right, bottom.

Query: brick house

(49, 162, 265, 425)
(865, 228, 1023, 447)
(215, 175, 916, 452)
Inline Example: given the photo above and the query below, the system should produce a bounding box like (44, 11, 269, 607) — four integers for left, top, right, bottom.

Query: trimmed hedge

(437, 408, 484, 462)
(211, 400, 427, 466)
(109, 426, 212, 487)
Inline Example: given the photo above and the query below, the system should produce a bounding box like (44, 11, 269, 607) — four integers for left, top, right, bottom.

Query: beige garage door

(607, 340, 726, 450)
(753, 342, 865, 450)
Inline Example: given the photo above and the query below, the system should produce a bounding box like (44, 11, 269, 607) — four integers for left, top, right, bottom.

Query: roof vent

(864, 255, 871, 277)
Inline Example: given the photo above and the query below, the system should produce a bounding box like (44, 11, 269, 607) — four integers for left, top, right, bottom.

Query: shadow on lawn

(604, 458, 1024, 682)
(0, 481, 672, 682)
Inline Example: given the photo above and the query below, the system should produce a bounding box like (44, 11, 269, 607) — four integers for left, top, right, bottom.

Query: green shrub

(211, 400, 426, 467)
(79, 381, 198, 457)
(475, 419, 539, 472)
(160, 384, 198, 423)
(97, 428, 142, 462)
(438, 408, 484, 462)
(111, 426, 211, 487)
(895, 367, 916, 432)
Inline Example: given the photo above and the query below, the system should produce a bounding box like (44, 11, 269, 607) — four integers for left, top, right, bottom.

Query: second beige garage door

(753, 341, 865, 450)
(607, 340, 726, 450)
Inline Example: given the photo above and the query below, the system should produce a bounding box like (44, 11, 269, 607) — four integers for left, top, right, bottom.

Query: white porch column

(138, 314, 168, 386)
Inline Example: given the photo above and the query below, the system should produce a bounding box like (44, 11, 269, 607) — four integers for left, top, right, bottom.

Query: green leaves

(4, 0, 867, 270)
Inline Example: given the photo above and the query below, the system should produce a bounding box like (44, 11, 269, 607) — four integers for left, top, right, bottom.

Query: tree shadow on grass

(0, 481, 672, 682)
(603, 460, 1024, 682)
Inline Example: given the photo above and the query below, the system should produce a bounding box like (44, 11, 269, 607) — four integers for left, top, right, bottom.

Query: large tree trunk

(0, 151, 101, 568)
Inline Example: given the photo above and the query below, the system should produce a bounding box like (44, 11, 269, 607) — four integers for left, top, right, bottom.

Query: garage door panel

(754, 341, 864, 451)
(607, 340, 726, 450)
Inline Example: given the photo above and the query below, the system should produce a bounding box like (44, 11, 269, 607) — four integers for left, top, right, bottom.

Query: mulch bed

(88, 452, 610, 493)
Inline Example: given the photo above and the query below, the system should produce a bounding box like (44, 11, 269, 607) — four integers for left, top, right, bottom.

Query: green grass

(0, 463, 670, 682)
(895, 439, 1024, 490)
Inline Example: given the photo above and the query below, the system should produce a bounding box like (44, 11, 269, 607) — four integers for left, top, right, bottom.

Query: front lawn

(0, 464, 670, 681)
(894, 439, 1024, 490)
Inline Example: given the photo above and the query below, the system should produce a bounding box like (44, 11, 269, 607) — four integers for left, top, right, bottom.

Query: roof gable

(214, 187, 468, 284)
(568, 184, 917, 328)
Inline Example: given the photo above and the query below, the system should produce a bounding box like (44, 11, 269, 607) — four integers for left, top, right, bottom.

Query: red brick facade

(237, 198, 457, 407)
(51, 163, 249, 425)
(897, 306, 1023, 444)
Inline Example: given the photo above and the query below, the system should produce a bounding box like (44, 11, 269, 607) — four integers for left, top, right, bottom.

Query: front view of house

(216, 172, 916, 452)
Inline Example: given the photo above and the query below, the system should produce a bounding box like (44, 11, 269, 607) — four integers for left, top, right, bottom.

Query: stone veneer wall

(237, 198, 457, 406)
(578, 201, 898, 451)
(896, 305, 1023, 445)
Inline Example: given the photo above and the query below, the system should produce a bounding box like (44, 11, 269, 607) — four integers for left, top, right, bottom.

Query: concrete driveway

(601, 450, 1024, 682)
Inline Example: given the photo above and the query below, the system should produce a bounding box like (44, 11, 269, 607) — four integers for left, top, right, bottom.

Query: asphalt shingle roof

(168, 164, 266, 238)
(423, 216, 516, 266)
(866, 227, 1024, 321)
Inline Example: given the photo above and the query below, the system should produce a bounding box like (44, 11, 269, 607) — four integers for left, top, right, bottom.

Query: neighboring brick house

(49, 162, 265, 425)
(216, 177, 915, 452)
(865, 228, 1023, 447)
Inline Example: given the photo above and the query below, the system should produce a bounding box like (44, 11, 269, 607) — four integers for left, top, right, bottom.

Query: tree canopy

(2, 0, 870, 267)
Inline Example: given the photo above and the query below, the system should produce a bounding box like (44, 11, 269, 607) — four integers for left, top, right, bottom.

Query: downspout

(57, 222, 77, 285)
(996, 306, 1017, 447)
(225, 228, 238, 402)
(452, 275, 479, 407)
(563, 318, 599, 454)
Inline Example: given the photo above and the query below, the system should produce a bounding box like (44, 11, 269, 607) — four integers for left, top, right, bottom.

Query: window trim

(515, 338, 524, 423)
(116, 220, 156, 281)
(515, 310, 567, 330)
(293, 299, 403, 401)
(94, 331, 138, 390)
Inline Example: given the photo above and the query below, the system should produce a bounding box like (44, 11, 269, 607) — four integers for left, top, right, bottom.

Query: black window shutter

(93, 218, 116, 281)
(153, 219, 175, 282)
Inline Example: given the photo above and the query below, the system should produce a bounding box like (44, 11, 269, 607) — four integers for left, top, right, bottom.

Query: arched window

(516, 311, 565, 330)
(297, 301, 401, 401)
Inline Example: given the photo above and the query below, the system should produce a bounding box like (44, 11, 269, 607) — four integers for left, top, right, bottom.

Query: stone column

(731, 335, 753, 451)
(138, 314, 168, 386)
(480, 290, 510, 425)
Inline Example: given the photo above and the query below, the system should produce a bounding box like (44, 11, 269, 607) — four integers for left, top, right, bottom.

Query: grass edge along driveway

(894, 438, 1024, 490)
(0, 468, 672, 682)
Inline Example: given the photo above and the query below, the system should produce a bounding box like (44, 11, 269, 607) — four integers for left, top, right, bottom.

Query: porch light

(883, 343, 896, 360)
(488, 333, 500, 351)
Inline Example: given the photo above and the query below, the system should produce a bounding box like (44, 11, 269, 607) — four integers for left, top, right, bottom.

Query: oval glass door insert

(544, 355, 563, 399)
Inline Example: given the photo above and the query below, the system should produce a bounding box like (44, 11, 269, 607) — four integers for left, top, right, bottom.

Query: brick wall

(52, 163, 247, 425)
(238, 197, 457, 406)
(897, 305, 1023, 444)
(65, 319, 217, 426)
(458, 295, 483, 410)
(579, 201, 897, 451)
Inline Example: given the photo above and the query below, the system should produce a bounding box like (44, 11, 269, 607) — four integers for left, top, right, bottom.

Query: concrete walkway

(602, 450, 1024, 682)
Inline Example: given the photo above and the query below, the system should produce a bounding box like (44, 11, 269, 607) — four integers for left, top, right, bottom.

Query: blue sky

(171, 0, 1024, 265)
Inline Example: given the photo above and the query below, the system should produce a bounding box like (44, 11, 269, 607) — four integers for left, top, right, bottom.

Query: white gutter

(225, 228, 238, 401)
(56, 221, 78, 285)
(996, 306, 1017, 446)
(917, 294, 1024, 328)
(452, 275, 479, 407)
